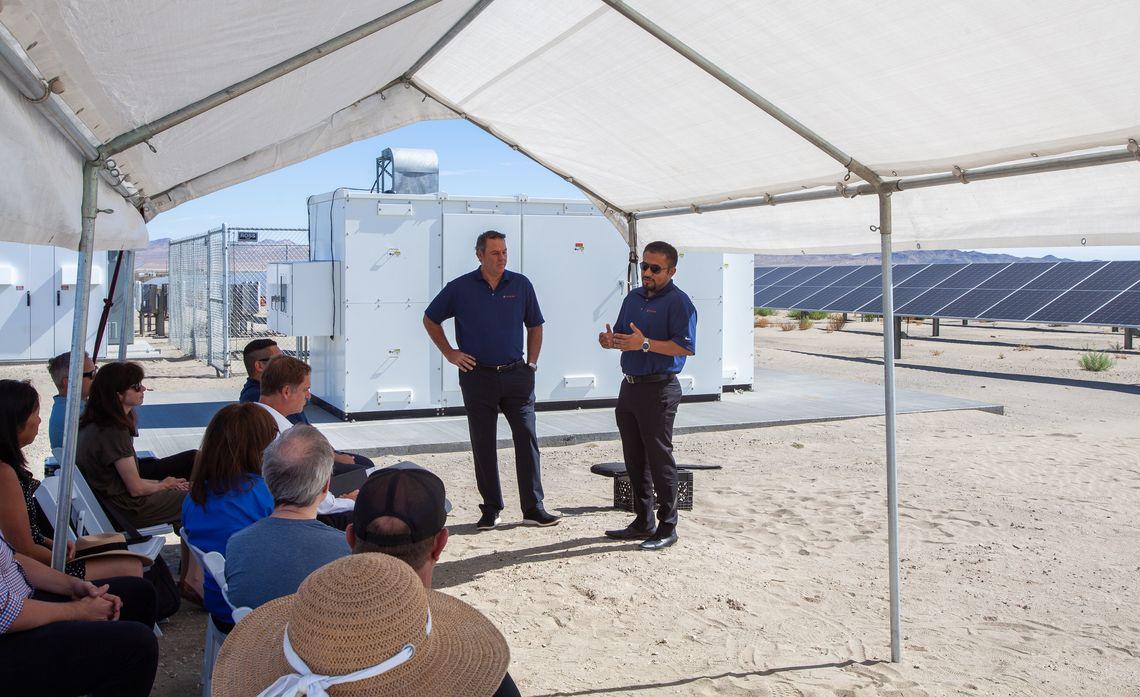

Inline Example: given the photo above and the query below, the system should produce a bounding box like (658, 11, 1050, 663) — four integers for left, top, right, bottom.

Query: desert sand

(5, 318, 1138, 696)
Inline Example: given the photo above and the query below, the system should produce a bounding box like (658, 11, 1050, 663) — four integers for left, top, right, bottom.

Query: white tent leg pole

(117, 250, 133, 361)
(878, 190, 902, 663)
(627, 215, 639, 293)
(51, 160, 99, 570)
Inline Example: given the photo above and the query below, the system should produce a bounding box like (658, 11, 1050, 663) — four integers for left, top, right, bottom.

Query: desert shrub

(1078, 350, 1114, 372)
(778, 320, 796, 332)
(827, 314, 847, 332)
(790, 310, 828, 320)
(755, 315, 770, 328)
(754, 307, 775, 317)
(798, 317, 813, 330)
(862, 313, 881, 322)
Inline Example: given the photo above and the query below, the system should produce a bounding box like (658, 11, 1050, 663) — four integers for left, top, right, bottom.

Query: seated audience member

(0, 529, 159, 697)
(254, 353, 372, 471)
(225, 426, 349, 612)
(76, 362, 194, 529)
(346, 466, 521, 697)
(181, 403, 278, 629)
(256, 356, 361, 528)
(0, 380, 142, 580)
(46, 351, 97, 450)
(212, 554, 511, 697)
(238, 338, 281, 406)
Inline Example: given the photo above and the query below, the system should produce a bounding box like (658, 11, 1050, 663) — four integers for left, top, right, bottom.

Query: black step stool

(590, 462, 721, 512)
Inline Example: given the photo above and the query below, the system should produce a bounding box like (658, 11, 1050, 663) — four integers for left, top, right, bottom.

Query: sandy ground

(4, 319, 1138, 696)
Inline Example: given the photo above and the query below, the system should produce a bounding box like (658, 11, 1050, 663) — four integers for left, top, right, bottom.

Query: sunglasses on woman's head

(639, 262, 669, 274)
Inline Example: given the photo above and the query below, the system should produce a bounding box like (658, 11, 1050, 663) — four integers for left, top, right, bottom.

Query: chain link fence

(168, 226, 308, 376)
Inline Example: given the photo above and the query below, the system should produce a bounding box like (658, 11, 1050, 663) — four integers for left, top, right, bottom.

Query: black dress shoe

(476, 510, 501, 530)
(523, 508, 562, 526)
(604, 524, 656, 540)
(639, 532, 678, 551)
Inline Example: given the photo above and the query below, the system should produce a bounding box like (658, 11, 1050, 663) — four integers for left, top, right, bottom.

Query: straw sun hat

(212, 553, 510, 697)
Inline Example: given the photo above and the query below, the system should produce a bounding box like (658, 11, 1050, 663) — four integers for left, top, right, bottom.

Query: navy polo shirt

(425, 269, 544, 366)
(614, 281, 698, 376)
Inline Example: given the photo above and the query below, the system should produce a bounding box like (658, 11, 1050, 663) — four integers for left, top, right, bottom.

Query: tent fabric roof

(2, 0, 1138, 253)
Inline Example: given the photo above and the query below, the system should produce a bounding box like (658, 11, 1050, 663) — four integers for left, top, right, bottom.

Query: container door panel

(0, 243, 30, 360)
(343, 302, 437, 414)
(440, 214, 521, 406)
(27, 245, 55, 359)
(521, 214, 627, 402)
(677, 296, 723, 397)
(55, 249, 107, 357)
(343, 201, 440, 304)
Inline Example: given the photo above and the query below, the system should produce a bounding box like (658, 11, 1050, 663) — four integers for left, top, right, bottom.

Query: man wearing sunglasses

(46, 351, 97, 449)
(598, 241, 697, 551)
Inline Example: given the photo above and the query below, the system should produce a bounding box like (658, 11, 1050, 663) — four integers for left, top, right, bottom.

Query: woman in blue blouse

(181, 403, 277, 630)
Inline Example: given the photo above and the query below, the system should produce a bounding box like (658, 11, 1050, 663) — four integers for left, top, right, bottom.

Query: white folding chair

(33, 475, 166, 560)
(69, 466, 174, 539)
(184, 533, 251, 697)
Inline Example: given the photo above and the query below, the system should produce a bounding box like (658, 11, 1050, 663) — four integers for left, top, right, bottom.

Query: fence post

(221, 225, 231, 377)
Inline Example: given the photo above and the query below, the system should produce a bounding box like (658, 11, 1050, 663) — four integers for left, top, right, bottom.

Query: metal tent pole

(626, 215, 639, 293)
(635, 144, 1140, 221)
(117, 251, 134, 360)
(51, 160, 100, 570)
(878, 191, 902, 662)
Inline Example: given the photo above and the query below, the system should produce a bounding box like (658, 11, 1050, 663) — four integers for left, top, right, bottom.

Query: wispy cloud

(440, 169, 486, 176)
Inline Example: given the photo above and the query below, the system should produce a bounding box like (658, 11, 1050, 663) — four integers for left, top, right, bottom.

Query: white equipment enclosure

(268, 189, 751, 418)
(0, 242, 109, 361)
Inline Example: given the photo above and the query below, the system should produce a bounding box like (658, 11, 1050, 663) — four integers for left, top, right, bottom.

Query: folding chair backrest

(69, 468, 116, 534)
(31, 478, 78, 542)
(184, 534, 247, 619)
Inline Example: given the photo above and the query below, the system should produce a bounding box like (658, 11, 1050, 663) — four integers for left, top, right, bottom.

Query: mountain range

(755, 250, 1076, 267)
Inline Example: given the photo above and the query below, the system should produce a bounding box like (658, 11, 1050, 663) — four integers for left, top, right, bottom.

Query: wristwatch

(527, 362, 538, 371)
(641, 339, 651, 353)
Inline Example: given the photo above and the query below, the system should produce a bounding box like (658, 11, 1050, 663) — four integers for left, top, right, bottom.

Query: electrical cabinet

(266, 261, 339, 337)
(0, 242, 108, 361)
(276, 191, 750, 419)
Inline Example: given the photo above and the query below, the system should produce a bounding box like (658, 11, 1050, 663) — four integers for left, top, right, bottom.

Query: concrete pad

(134, 369, 1001, 457)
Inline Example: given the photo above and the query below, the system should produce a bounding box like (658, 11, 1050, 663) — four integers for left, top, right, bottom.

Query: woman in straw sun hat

(212, 553, 511, 697)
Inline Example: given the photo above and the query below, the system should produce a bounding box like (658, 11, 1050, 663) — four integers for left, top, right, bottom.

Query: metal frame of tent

(4, 0, 1138, 663)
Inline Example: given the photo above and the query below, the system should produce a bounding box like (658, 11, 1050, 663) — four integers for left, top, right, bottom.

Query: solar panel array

(755, 261, 1140, 327)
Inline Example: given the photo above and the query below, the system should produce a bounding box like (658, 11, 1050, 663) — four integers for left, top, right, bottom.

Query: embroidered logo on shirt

(501, 294, 518, 299)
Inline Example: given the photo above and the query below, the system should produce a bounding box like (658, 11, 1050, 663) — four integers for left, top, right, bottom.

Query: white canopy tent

(3, 0, 1138, 662)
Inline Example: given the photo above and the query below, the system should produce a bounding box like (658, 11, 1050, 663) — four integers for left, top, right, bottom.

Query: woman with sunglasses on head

(0, 380, 142, 581)
(76, 362, 195, 530)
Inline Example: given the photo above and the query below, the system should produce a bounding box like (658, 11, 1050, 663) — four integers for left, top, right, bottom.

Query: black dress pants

(458, 366, 544, 515)
(0, 576, 159, 697)
(615, 376, 682, 534)
(137, 448, 196, 480)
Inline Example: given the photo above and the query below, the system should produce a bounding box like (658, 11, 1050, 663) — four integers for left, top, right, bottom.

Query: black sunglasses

(82, 368, 97, 379)
(639, 262, 670, 274)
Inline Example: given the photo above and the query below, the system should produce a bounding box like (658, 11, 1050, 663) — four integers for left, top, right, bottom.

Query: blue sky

(148, 118, 1133, 261)
(147, 119, 580, 240)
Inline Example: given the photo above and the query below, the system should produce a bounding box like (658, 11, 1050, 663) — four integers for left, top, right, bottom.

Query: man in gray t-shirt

(225, 426, 349, 611)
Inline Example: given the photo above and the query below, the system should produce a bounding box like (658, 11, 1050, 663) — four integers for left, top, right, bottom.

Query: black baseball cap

(353, 464, 449, 546)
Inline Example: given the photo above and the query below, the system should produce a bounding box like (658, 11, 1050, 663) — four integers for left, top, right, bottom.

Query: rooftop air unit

(372, 147, 439, 195)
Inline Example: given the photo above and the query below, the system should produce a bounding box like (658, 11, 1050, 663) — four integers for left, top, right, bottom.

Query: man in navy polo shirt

(598, 241, 697, 551)
(423, 230, 561, 530)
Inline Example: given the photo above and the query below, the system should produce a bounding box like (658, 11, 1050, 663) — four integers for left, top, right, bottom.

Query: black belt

(623, 373, 673, 384)
(476, 360, 525, 373)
